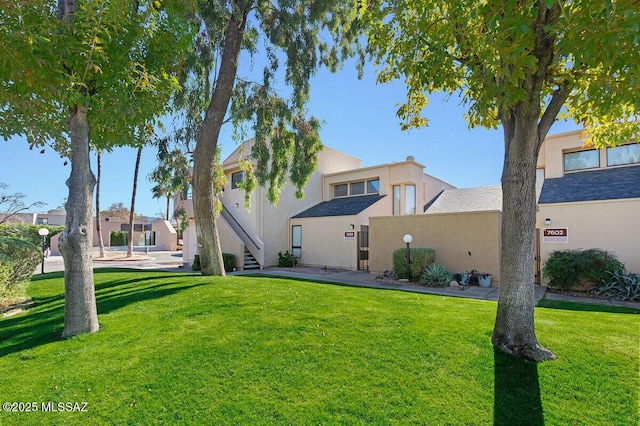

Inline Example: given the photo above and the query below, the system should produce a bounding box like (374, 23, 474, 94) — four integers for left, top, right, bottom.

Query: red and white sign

(344, 231, 355, 241)
(543, 228, 568, 243)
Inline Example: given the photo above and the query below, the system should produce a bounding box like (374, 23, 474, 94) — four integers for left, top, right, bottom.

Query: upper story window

(564, 149, 599, 172)
(405, 184, 416, 215)
(36, 218, 48, 225)
(367, 179, 380, 193)
(231, 171, 244, 189)
(607, 142, 640, 166)
(334, 184, 348, 197)
(393, 185, 400, 215)
(333, 178, 380, 197)
(350, 181, 365, 195)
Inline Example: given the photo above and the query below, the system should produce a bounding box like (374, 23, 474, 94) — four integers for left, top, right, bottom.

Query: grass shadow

(0, 272, 205, 358)
(494, 347, 544, 426)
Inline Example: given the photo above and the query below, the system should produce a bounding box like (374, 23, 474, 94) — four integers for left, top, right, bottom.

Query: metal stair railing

(220, 203, 263, 266)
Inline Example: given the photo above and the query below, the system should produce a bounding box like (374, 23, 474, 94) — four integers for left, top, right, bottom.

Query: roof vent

(406, 155, 415, 161)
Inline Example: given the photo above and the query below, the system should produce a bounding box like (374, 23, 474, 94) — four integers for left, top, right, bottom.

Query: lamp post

(38, 228, 49, 274)
(403, 233, 413, 281)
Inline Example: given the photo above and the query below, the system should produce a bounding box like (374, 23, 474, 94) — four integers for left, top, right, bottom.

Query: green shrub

(542, 248, 625, 290)
(0, 254, 13, 296)
(0, 236, 41, 299)
(192, 254, 235, 272)
(421, 264, 452, 287)
(110, 231, 128, 246)
(278, 251, 297, 267)
(393, 247, 436, 281)
(0, 224, 63, 247)
(222, 253, 236, 272)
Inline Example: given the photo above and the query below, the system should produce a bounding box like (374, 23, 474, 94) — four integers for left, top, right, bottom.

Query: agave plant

(420, 264, 452, 287)
(590, 271, 640, 302)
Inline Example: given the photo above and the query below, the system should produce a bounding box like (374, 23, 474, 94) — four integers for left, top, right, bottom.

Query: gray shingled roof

(539, 165, 640, 204)
(292, 194, 386, 218)
(424, 185, 502, 214)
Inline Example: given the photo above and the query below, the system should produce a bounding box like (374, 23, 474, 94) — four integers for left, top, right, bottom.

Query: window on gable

(231, 171, 244, 189)
(350, 181, 365, 195)
(334, 184, 348, 197)
(607, 143, 640, 166)
(367, 179, 380, 193)
(393, 185, 400, 215)
(564, 149, 599, 171)
(405, 184, 416, 215)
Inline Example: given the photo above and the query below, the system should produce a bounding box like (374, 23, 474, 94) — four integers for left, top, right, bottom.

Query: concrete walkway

(35, 250, 639, 309)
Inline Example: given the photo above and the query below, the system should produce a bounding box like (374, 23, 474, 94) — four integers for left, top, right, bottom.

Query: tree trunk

(95, 151, 106, 258)
(192, 11, 248, 275)
(492, 114, 555, 362)
(165, 195, 170, 221)
(59, 105, 99, 338)
(127, 145, 143, 257)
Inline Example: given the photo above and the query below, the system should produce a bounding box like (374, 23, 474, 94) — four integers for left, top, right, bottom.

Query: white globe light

(38, 228, 50, 236)
(403, 234, 413, 244)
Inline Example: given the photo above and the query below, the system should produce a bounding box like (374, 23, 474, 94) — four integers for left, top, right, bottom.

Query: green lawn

(1, 270, 638, 425)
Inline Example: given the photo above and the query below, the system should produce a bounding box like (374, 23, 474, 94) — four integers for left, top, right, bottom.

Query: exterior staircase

(243, 248, 261, 270)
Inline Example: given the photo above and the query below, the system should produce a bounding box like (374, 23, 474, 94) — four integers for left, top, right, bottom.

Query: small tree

(149, 137, 191, 221)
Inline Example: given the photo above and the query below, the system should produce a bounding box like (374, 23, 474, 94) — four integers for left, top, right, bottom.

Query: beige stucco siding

(369, 212, 502, 285)
(539, 198, 640, 275)
(289, 215, 359, 269)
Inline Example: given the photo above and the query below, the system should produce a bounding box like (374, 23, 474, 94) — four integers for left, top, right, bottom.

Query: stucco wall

(289, 215, 359, 269)
(539, 198, 640, 275)
(152, 220, 177, 251)
(369, 212, 502, 285)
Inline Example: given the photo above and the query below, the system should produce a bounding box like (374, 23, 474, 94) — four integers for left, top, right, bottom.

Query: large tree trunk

(95, 151, 106, 258)
(492, 113, 555, 362)
(192, 11, 248, 275)
(59, 105, 99, 338)
(127, 145, 143, 257)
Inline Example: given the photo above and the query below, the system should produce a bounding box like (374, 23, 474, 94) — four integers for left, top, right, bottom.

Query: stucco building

(181, 129, 639, 284)
(178, 140, 455, 270)
(536, 129, 640, 275)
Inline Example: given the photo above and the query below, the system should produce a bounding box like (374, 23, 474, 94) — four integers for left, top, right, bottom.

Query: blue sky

(1, 58, 582, 218)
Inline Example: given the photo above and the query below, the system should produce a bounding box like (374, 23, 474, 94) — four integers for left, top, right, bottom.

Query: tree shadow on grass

(0, 272, 206, 358)
(494, 347, 544, 426)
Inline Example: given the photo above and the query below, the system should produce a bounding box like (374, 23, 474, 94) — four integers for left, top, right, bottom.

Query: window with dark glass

(607, 143, 640, 166)
(231, 171, 244, 189)
(350, 181, 365, 195)
(564, 149, 599, 171)
(334, 184, 348, 197)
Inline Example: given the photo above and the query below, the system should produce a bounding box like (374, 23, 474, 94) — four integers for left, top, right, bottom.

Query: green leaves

(0, 0, 192, 152)
(361, 0, 640, 139)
